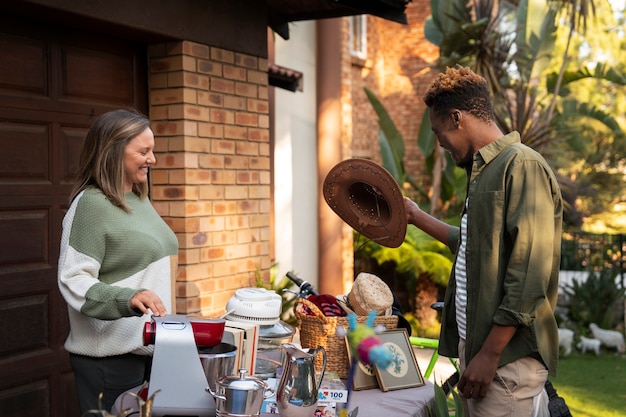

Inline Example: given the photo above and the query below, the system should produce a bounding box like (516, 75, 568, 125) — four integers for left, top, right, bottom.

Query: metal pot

(198, 343, 238, 389)
(206, 369, 273, 417)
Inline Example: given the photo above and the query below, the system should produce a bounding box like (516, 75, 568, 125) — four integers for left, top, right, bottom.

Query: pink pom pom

(357, 336, 381, 365)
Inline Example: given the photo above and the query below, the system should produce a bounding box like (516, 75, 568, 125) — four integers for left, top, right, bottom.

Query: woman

(58, 109, 179, 414)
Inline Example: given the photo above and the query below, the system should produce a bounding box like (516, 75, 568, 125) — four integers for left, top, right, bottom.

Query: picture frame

(344, 336, 379, 390)
(374, 329, 425, 392)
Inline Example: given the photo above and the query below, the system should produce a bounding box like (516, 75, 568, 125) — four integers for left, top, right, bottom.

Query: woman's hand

(130, 290, 168, 316)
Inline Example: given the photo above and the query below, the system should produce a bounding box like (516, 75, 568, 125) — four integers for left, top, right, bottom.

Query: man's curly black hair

(423, 66, 495, 123)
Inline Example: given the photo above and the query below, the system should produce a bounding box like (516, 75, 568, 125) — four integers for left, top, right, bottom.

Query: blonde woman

(58, 109, 178, 414)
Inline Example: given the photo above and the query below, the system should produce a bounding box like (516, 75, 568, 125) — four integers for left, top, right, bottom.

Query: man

(404, 67, 562, 416)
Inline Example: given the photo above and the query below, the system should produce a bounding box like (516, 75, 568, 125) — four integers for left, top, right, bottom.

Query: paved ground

(412, 346, 458, 385)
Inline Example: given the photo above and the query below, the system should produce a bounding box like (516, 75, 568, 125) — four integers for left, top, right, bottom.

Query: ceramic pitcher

(276, 343, 327, 417)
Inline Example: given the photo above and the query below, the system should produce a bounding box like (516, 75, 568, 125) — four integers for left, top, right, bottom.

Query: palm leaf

(547, 64, 626, 93)
(559, 99, 625, 138)
(364, 87, 405, 170)
(417, 109, 435, 157)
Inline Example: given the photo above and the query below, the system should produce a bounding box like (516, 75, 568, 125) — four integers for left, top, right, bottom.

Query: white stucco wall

(273, 21, 319, 288)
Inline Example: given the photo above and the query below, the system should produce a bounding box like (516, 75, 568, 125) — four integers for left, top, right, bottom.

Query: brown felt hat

(323, 158, 407, 248)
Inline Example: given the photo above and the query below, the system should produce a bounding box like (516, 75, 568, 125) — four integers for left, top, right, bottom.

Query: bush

(562, 268, 625, 334)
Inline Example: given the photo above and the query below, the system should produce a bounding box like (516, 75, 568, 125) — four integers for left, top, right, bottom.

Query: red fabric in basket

(304, 294, 346, 317)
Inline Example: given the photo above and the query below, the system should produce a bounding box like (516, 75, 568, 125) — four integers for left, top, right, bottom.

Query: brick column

(148, 41, 271, 317)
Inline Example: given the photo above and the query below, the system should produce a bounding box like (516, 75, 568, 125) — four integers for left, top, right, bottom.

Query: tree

(423, 0, 626, 227)
(360, 0, 626, 333)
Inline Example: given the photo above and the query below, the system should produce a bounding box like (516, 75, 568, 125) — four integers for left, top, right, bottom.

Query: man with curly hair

(404, 67, 562, 416)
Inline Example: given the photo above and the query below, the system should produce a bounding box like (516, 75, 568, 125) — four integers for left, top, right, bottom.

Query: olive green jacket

(439, 131, 563, 376)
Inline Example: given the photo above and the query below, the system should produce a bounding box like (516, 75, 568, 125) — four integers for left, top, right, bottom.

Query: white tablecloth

(113, 379, 435, 417)
(261, 381, 435, 417)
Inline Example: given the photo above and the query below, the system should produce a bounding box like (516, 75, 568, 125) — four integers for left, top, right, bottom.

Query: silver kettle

(276, 343, 327, 417)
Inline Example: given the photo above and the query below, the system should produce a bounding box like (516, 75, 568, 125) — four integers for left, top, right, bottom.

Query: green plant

(424, 0, 626, 227)
(354, 226, 453, 334)
(254, 264, 300, 326)
(363, 84, 462, 330)
(429, 380, 465, 417)
(356, 229, 453, 281)
(562, 267, 626, 332)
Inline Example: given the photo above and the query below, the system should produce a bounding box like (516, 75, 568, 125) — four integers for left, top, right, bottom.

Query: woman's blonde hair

(70, 109, 150, 211)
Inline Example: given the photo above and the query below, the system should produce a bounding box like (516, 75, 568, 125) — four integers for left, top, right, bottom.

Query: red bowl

(190, 319, 226, 347)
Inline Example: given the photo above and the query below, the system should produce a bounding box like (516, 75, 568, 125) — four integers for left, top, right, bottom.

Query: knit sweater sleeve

(58, 190, 141, 320)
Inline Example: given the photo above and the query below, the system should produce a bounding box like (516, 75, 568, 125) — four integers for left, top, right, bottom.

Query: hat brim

(323, 158, 407, 248)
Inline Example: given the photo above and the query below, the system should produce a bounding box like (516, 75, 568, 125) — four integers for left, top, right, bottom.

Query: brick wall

(334, 0, 438, 283)
(348, 0, 438, 186)
(148, 41, 271, 317)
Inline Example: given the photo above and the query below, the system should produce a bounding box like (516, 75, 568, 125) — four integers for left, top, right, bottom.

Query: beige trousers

(458, 339, 549, 417)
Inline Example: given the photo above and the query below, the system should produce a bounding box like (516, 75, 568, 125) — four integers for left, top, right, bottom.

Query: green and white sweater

(58, 188, 178, 357)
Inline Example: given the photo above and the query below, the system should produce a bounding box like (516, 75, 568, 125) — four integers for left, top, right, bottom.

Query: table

(114, 381, 435, 417)
(261, 381, 435, 417)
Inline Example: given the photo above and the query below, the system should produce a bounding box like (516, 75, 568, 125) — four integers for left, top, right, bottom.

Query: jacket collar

(476, 131, 520, 165)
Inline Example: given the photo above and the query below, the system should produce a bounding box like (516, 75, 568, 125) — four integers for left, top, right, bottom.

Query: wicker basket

(294, 297, 398, 379)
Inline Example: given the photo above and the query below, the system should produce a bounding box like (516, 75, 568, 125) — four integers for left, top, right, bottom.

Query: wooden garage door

(0, 16, 147, 417)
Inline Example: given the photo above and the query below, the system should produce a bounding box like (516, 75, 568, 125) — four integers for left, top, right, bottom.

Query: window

(350, 15, 367, 59)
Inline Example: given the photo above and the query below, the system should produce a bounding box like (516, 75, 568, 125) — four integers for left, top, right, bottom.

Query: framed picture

(344, 337, 379, 390)
(374, 329, 425, 392)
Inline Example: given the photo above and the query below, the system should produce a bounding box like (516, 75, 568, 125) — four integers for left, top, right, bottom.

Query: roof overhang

(268, 0, 411, 39)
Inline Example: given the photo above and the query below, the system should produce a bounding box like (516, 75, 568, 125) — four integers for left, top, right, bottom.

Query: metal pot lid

(217, 369, 266, 391)
(259, 320, 295, 339)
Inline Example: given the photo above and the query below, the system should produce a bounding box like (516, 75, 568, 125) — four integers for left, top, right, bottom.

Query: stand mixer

(137, 314, 233, 417)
